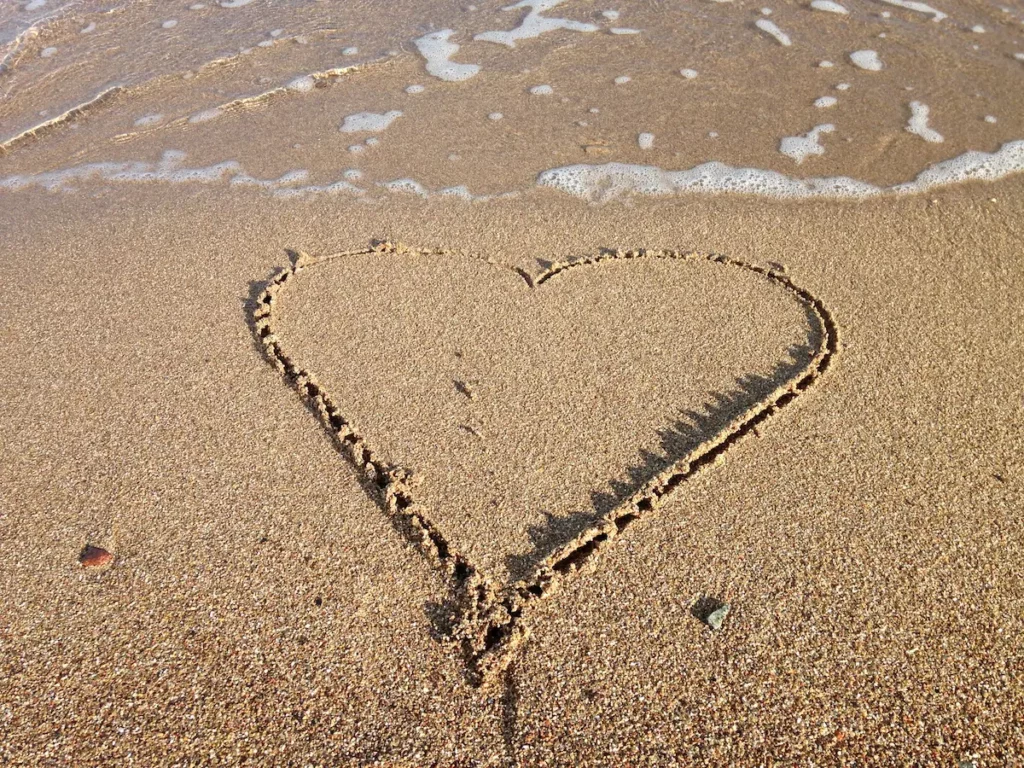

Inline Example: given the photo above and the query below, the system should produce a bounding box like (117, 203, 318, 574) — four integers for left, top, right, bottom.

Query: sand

(1, 181, 1021, 765)
(2, 0, 1023, 764)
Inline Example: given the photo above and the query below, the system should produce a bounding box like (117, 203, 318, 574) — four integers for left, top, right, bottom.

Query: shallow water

(1, 0, 1022, 200)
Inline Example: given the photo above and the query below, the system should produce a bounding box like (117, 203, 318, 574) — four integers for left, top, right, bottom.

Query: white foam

(609, 27, 641, 34)
(382, 178, 429, 197)
(489, 112, 504, 120)
(836, 82, 850, 90)
(343, 169, 363, 180)
(188, 107, 223, 123)
(970, 24, 984, 32)
(342, 46, 359, 54)
(877, 0, 946, 22)
(818, 60, 834, 68)
(779, 123, 834, 163)
(680, 68, 698, 78)
(814, 95, 837, 108)
(614, 75, 631, 84)
(755, 19, 791, 46)
(602, 10, 620, 19)
(529, 84, 553, 95)
(25, 0, 47, 10)
(474, 0, 598, 47)
(231, 169, 309, 189)
(287, 75, 316, 92)
(365, 136, 380, 146)
(273, 180, 364, 198)
(189, 3, 206, 8)
(537, 161, 877, 200)
(405, 84, 425, 94)
(1016, 53, 1024, 62)
(348, 144, 366, 154)
(985, 115, 997, 123)
(339, 110, 402, 133)
(810, 0, 848, 13)
(413, 30, 481, 82)
(638, 132, 654, 149)
(40, 46, 57, 57)
(162, 19, 178, 29)
(80, 22, 96, 33)
(850, 49, 883, 70)
(905, 101, 943, 142)
(0, 150, 243, 191)
(536, 141, 1024, 201)
(219, 0, 255, 7)
(134, 113, 163, 127)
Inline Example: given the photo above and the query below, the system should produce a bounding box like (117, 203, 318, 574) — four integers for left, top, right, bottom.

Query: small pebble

(706, 603, 730, 630)
(80, 544, 114, 568)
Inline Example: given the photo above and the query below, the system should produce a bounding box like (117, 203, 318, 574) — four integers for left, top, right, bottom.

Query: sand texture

(1, 182, 1022, 765)
(2, 0, 1023, 763)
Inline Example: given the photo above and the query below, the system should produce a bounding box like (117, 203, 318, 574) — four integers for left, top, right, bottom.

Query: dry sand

(1, 179, 1022, 765)
(2, 0, 1023, 763)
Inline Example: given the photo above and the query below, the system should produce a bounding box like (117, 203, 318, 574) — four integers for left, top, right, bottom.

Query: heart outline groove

(251, 242, 839, 685)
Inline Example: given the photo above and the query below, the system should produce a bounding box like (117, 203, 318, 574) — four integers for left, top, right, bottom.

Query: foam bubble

(405, 84, 425, 94)
(529, 84, 553, 95)
(905, 101, 943, 142)
(134, 113, 164, 127)
(614, 75, 631, 84)
(219, 0, 255, 6)
(680, 68, 698, 78)
(382, 178, 428, 197)
(342, 46, 359, 55)
(638, 132, 654, 149)
(40, 47, 57, 58)
(877, 0, 946, 22)
(489, 112, 504, 120)
(985, 115, 997, 123)
(810, 0, 848, 13)
(287, 75, 316, 92)
(602, 10, 620, 19)
(339, 110, 402, 132)
(188, 108, 223, 123)
(189, 3, 206, 8)
(474, 0, 598, 47)
(413, 30, 481, 82)
(348, 144, 366, 154)
(162, 19, 178, 29)
(850, 49, 883, 70)
(818, 60, 834, 68)
(970, 24, 985, 32)
(836, 82, 850, 90)
(344, 169, 363, 180)
(755, 19, 791, 47)
(609, 27, 641, 34)
(80, 22, 96, 33)
(780, 123, 835, 163)
(814, 95, 838, 108)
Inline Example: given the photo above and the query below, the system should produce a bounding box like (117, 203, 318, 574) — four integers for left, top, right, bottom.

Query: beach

(2, 1, 1023, 764)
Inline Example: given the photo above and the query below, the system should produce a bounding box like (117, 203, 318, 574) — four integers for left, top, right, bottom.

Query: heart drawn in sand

(251, 243, 837, 684)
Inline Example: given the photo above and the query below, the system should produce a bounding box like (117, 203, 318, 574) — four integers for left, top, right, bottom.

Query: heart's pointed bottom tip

(79, 544, 114, 568)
